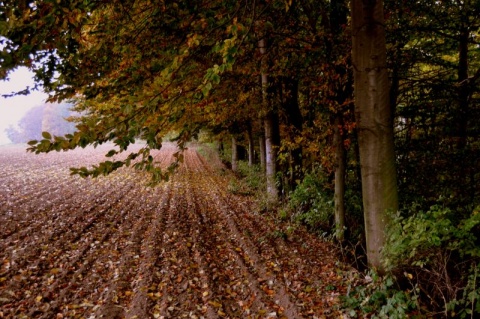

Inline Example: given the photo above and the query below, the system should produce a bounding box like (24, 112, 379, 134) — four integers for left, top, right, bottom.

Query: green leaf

(42, 131, 52, 139)
(106, 149, 117, 157)
(202, 82, 213, 96)
(211, 74, 221, 85)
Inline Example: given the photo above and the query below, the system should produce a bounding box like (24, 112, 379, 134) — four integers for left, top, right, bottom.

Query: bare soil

(0, 143, 348, 319)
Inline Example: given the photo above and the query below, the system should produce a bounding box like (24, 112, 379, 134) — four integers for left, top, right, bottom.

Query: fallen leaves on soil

(0, 143, 349, 318)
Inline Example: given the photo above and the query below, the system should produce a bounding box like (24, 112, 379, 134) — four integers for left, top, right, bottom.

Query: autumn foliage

(1, 0, 480, 317)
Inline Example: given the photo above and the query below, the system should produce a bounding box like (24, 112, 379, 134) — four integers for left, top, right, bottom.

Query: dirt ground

(0, 143, 349, 318)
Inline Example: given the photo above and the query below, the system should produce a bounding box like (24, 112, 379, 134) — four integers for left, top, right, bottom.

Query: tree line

(1, 0, 479, 316)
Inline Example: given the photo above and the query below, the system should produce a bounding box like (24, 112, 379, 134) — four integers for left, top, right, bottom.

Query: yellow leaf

(208, 300, 222, 308)
(35, 295, 43, 302)
(50, 268, 61, 274)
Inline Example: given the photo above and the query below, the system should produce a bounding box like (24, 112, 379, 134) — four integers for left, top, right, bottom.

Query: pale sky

(0, 67, 48, 145)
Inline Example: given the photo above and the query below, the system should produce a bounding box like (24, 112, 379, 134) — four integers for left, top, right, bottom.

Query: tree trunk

(247, 123, 255, 166)
(264, 113, 278, 202)
(259, 133, 266, 172)
(259, 36, 278, 203)
(217, 139, 223, 155)
(231, 137, 238, 172)
(351, 0, 398, 272)
(333, 115, 346, 242)
(326, 0, 350, 242)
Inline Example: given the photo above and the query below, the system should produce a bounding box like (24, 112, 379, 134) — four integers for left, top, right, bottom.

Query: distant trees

(5, 105, 44, 143)
(5, 103, 75, 143)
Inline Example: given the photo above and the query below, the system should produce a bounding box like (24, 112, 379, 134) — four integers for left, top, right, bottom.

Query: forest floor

(0, 143, 351, 319)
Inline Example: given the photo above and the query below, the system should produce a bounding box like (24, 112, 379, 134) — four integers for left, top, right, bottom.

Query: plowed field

(0, 144, 347, 319)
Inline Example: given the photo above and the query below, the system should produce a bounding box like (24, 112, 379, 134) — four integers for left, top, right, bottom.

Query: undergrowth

(227, 161, 267, 202)
(342, 205, 480, 318)
(341, 271, 420, 318)
(382, 205, 480, 318)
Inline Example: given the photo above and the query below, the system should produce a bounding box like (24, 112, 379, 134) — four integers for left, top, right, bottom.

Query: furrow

(188, 149, 301, 318)
(124, 182, 172, 319)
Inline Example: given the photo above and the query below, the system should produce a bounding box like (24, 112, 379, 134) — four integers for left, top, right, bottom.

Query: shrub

(287, 168, 333, 233)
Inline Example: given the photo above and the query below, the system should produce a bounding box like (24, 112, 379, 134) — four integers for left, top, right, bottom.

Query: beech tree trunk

(264, 113, 278, 202)
(351, 0, 398, 272)
(231, 137, 238, 172)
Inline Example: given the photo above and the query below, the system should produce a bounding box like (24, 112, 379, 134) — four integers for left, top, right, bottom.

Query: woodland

(1, 0, 480, 317)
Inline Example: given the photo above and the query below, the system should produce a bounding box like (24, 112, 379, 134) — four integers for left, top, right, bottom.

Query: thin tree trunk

(333, 115, 346, 242)
(351, 0, 398, 272)
(231, 137, 238, 172)
(264, 113, 278, 202)
(259, 133, 266, 172)
(217, 139, 223, 155)
(327, 0, 350, 243)
(259, 36, 278, 203)
(247, 124, 255, 166)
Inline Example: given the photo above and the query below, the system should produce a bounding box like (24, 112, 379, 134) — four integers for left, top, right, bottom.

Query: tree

(351, 0, 398, 271)
(5, 103, 75, 143)
(5, 105, 44, 143)
(258, 30, 279, 203)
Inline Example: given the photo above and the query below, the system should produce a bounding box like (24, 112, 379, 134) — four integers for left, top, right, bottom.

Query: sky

(0, 67, 48, 145)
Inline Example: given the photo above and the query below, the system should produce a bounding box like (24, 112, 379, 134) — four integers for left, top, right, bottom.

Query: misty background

(0, 67, 76, 145)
